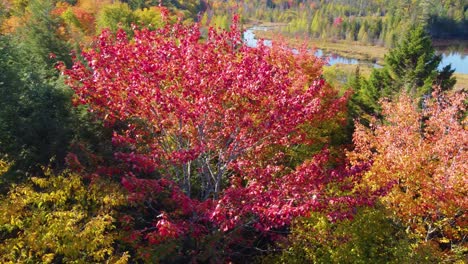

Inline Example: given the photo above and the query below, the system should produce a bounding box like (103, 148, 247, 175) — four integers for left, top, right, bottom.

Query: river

(243, 27, 468, 74)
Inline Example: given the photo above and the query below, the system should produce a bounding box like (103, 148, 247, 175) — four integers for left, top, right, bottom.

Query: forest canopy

(0, 0, 466, 263)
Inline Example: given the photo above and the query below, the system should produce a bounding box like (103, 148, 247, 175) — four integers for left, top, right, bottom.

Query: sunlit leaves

(263, 206, 438, 263)
(349, 90, 467, 253)
(62, 20, 370, 260)
(0, 170, 128, 263)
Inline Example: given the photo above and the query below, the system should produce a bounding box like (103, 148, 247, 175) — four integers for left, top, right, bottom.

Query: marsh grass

(253, 29, 388, 64)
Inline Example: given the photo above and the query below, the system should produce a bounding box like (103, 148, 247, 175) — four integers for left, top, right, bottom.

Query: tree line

(204, 0, 467, 47)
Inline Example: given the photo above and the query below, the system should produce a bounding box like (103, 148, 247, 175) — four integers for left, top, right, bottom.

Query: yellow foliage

(0, 159, 10, 175)
(95, 2, 134, 33)
(262, 207, 442, 263)
(0, 170, 128, 263)
(10, 0, 29, 13)
(134, 7, 165, 30)
(109, 252, 130, 264)
(77, 0, 113, 13)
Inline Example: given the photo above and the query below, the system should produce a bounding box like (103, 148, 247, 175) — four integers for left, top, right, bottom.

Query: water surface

(244, 27, 468, 74)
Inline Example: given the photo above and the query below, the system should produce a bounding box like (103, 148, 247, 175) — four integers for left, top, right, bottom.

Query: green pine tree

(384, 25, 443, 97)
(0, 0, 80, 178)
(353, 25, 456, 122)
(18, 0, 73, 70)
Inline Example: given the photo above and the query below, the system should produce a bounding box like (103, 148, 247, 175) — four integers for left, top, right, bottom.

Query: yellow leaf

(42, 253, 55, 263)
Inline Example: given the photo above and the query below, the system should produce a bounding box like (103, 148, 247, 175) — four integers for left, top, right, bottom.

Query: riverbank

(453, 73, 468, 91)
(247, 25, 467, 91)
(322, 64, 467, 91)
(432, 39, 468, 53)
(251, 25, 387, 64)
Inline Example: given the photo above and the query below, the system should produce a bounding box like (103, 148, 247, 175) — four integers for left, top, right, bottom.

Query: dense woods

(0, 0, 466, 263)
(206, 0, 467, 47)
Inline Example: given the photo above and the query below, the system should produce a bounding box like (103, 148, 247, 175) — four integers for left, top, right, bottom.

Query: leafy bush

(0, 169, 129, 263)
(261, 206, 441, 264)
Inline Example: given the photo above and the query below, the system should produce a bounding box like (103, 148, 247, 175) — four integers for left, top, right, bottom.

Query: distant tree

(127, 0, 159, 10)
(96, 2, 136, 34)
(18, 0, 73, 68)
(133, 7, 167, 30)
(53, 2, 96, 39)
(435, 65, 457, 91)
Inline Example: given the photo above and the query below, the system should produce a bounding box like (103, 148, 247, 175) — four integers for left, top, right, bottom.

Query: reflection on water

(438, 51, 468, 74)
(244, 27, 468, 74)
(243, 27, 377, 67)
(314, 49, 359, 65)
(243, 27, 272, 48)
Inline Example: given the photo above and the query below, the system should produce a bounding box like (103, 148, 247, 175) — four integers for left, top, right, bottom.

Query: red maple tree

(62, 20, 374, 260)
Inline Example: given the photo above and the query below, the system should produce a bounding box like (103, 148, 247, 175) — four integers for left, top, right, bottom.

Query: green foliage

(435, 65, 457, 91)
(384, 26, 441, 96)
(351, 26, 456, 120)
(96, 3, 181, 34)
(9, 0, 30, 15)
(210, 0, 466, 47)
(96, 2, 136, 34)
(352, 68, 390, 116)
(127, 0, 158, 10)
(261, 206, 441, 264)
(348, 68, 383, 126)
(134, 7, 166, 30)
(20, 0, 73, 68)
(60, 7, 82, 31)
(0, 34, 75, 177)
(127, 0, 201, 19)
(0, 169, 129, 263)
(0, 1, 7, 24)
(0, 0, 111, 182)
(322, 65, 353, 92)
(210, 14, 230, 30)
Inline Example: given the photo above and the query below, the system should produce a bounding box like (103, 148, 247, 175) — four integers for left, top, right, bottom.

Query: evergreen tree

(435, 65, 457, 91)
(384, 25, 445, 97)
(18, 0, 73, 69)
(0, 0, 76, 178)
(0, 35, 74, 179)
(352, 26, 456, 121)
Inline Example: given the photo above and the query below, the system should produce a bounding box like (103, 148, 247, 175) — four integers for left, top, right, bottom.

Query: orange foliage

(52, 2, 95, 34)
(1, 15, 24, 33)
(77, 0, 113, 13)
(349, 90, 467, 248)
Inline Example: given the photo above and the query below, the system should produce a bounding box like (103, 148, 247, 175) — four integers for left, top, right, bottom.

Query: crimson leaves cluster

(63, 21, 374, 260)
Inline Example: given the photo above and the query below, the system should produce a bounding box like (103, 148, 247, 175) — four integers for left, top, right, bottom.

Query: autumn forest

(0, 0, 466, 263)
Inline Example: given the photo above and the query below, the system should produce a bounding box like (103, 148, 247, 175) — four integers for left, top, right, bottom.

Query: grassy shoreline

(250, 25, 387, 64)
(453, 73, 468, 91)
